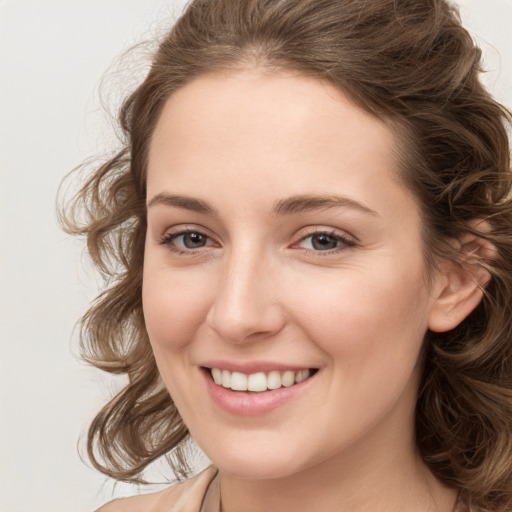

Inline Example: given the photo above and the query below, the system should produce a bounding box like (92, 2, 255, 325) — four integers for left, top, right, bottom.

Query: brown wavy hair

(60, 0, 512, 509)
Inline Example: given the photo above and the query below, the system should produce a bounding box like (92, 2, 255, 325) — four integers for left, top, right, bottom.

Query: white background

(1, 1, 511, 511)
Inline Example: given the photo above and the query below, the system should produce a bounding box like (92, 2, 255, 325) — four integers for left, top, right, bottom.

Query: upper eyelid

(159, 225, 218, 248)
(162, 230, 212, 241)
(159, 231, 218, 255)
(293, 225, 357, 243)
(158, 224, 357, 246)
(294, 232, 355, 249)
(161, 224, 215, 238)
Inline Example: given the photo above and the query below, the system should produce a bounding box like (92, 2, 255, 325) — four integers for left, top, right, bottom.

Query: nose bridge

(207, 242, 284, 343)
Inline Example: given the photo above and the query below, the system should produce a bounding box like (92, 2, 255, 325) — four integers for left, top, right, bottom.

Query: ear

(428, 221, 496, 333)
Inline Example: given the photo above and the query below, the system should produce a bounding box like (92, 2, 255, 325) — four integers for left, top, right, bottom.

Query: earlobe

(428, 225, 495, 333)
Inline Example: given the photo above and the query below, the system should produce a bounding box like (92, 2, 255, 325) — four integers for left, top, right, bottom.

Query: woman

(62, 0, 512, 510)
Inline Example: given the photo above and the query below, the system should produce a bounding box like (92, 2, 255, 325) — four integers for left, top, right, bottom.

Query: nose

(206, 247, 286, 344)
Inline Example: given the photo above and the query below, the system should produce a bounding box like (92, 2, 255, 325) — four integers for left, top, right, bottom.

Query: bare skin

(101, 69, 488, 512)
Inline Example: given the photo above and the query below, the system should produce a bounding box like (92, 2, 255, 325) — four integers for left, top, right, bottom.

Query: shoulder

(95, 465, 218, 512)
(96, 488, 165, 512)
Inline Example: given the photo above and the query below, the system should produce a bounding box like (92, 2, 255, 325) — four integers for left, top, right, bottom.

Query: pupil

(312, 234, 337, 250)
(184, 232, 206, 248)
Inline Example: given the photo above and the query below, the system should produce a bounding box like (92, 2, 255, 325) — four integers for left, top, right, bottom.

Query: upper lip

(200, 360, 316, 374)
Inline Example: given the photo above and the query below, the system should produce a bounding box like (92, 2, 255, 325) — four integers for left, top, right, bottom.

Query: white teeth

(210, 368, 313, 392)
(267, 370, 282, 390)
(281, 370, 295, 387)
(230, 372, 248, 391)
(212, 368, 222, 385)
(248, 372, 267, 392)
(221, 369, 231, 388)
(295, 369, 309, 384)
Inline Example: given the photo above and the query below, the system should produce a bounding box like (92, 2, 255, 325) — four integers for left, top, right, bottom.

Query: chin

(199, 436, 314, 480)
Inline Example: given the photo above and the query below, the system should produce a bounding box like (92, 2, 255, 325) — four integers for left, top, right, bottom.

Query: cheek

(291, 260, 431, 370)
(288, 263, 432, 443)
(142, 263, 214, 352)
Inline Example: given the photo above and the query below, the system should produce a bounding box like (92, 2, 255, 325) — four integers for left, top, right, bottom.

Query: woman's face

(143, 70, 443, 479)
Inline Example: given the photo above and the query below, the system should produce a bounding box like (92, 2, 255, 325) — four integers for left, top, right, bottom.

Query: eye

(297, 231, 355, 252)
(177, 232, 209, 249)
(160, 229, 215, 252)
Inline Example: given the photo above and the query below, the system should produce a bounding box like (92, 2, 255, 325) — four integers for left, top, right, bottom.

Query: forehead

(149, 69, 397, 163)
(147, 69, 415, 222)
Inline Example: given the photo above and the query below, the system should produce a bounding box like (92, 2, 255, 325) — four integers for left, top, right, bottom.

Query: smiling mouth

(205, 367, 319, 393)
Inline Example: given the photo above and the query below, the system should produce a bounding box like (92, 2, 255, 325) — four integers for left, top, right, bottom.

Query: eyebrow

(147, 193, 218, 215)
(273, 194, 378, 217)
(147, 192, 378, 217)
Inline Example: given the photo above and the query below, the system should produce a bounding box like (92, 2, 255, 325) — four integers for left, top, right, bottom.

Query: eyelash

(159, 228, 356, 256)
(294, 230, 356, 255)
(159, 229, 216, 255)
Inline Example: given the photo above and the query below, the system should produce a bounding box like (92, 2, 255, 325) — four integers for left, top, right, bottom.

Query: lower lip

(201, 368, 317, 416)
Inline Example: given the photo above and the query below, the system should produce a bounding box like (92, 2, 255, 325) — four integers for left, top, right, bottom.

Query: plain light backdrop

(1, 1, 511, 511)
